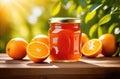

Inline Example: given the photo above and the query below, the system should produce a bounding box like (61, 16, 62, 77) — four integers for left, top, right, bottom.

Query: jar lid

(49, 18, 80, 23)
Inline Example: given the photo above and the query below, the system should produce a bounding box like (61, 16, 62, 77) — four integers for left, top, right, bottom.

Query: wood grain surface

(0, 53, 120, 79)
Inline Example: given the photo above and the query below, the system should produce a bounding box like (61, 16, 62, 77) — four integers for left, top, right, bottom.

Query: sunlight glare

(32, 6, 43, 17)
(1, 0, 14, 5)
(2, 0, 11, 3)
(27, 6, 43, 24)
(28, 15, 37, 24)
(114, 27, 120, 35)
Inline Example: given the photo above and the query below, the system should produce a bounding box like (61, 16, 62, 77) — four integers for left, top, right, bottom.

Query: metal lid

(49, 18, 80, 23)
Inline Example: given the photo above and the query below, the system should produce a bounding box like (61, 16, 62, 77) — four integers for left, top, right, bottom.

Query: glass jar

(49, 18, 82, 62)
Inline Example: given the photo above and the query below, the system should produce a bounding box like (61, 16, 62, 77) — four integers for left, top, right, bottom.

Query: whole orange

(99, 34, 117, 57)
(31, 35, 50, 46)
(81, 33, 89, 46)
(6, 38, 28, 60)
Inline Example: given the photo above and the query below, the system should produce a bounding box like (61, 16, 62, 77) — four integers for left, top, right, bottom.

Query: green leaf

(98, 14, 111, 25)
(89, 3, 102, 12)
(74, 0, 86, 8)
(68, 3, 76, 14)
(85, 10, 96, 23)
(76, 5, 83, 15)
(108, 23, 118, 33)
(98, 26, 103, 37)
(61, 0, 68, 5)
(50, 1, 61, 16)
(80, 0, 87, 8)
(89, 24, 98, 38)
(86, 0, 91, 4)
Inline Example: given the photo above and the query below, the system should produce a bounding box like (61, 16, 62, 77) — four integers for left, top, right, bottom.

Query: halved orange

(82, 39, 102, 58)
(27, 42, 50, 63)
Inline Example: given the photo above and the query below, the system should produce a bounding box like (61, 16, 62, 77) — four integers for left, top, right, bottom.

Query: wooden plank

(1, 54, 120, 68)
(0, 54, 120, 79)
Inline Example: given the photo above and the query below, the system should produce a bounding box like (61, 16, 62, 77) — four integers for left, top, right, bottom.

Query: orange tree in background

(51, 0, 120, 56)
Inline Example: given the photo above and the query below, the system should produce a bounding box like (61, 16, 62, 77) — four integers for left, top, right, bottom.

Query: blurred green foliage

(0, 0, 120, 55)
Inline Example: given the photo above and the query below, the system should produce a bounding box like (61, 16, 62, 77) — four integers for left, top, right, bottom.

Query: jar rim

(49, 17, 81, 23)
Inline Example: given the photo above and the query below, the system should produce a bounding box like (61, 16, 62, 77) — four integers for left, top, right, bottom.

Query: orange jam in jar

(49, 18, 82, 62)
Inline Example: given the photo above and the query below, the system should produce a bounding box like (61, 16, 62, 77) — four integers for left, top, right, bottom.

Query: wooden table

(0, 53, 120, 79)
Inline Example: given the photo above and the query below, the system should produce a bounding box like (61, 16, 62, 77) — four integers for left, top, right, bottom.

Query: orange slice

(82, 39, 102, 58)
(27, 42, 50, 63)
